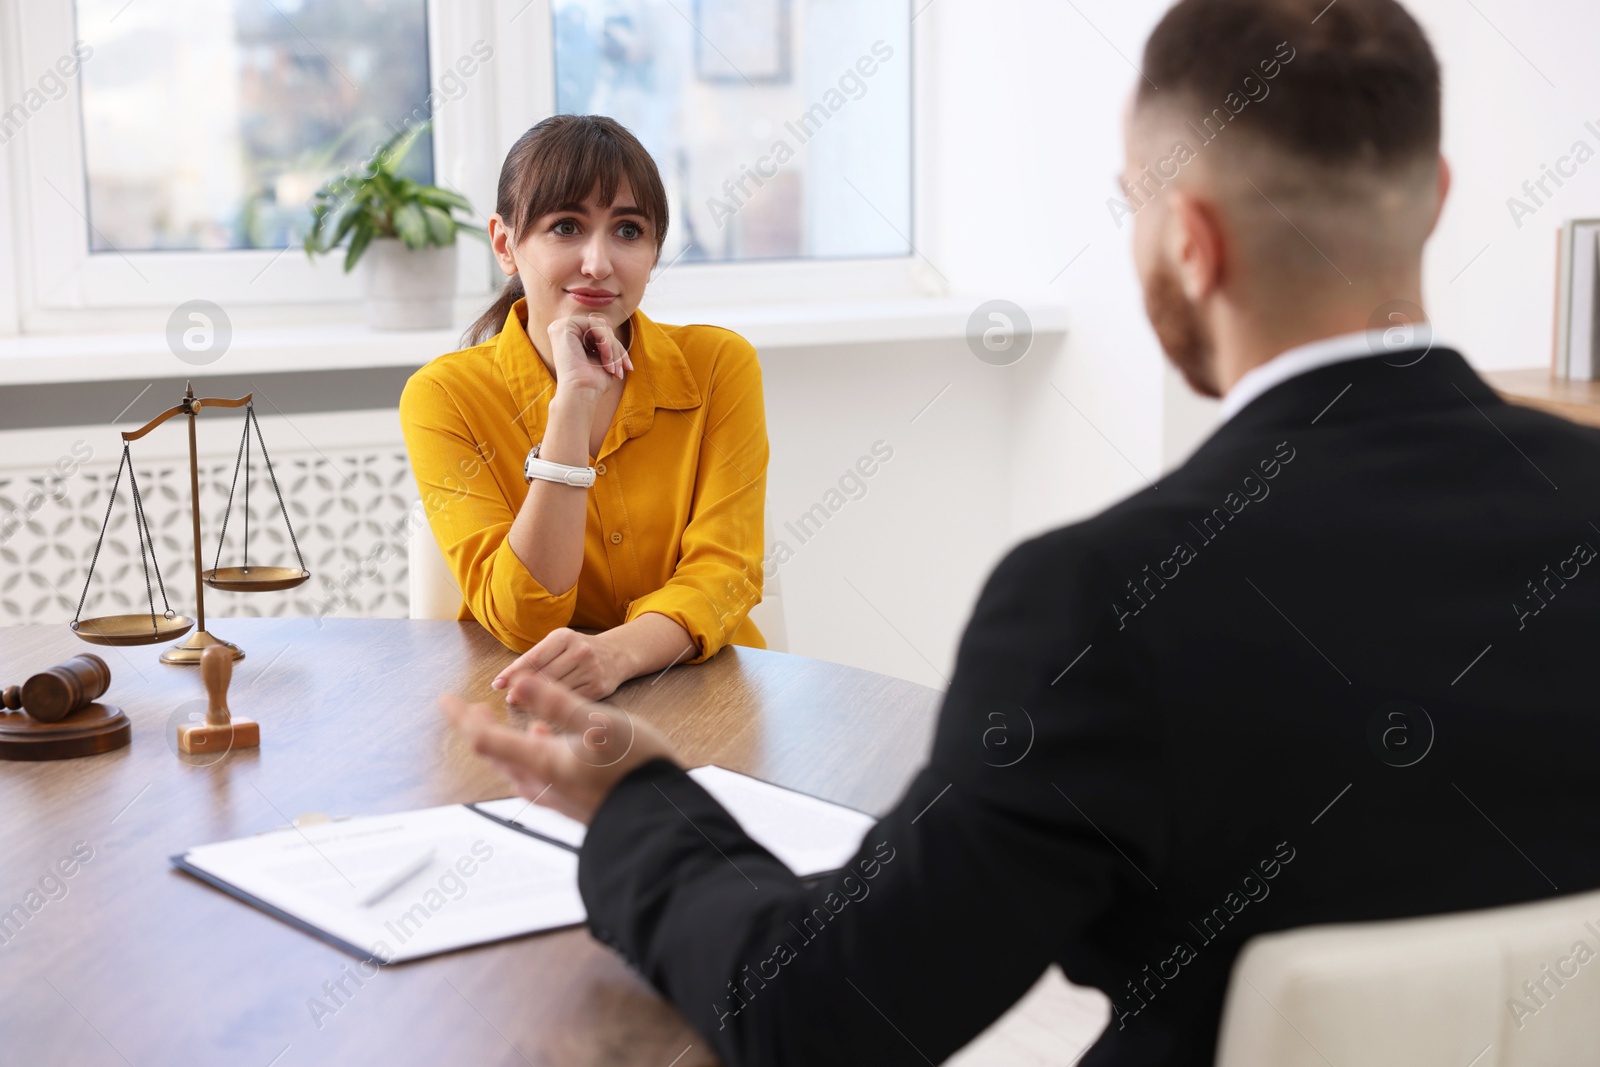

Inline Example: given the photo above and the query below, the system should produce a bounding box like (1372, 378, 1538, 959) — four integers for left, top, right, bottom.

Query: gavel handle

(1, 685, 19, 711)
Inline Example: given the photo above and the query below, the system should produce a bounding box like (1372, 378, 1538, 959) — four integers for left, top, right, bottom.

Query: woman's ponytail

(462, 273, 525, 348)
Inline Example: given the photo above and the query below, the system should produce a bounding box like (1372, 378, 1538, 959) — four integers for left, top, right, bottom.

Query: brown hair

(463, 115, 670, 347)
(1137, 0, 1440, 170)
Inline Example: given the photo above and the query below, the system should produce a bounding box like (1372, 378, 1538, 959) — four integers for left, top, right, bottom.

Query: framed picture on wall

(694, 0, 792, 84)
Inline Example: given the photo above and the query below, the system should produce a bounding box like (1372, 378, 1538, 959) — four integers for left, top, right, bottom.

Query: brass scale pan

(201, 566, 310, 593)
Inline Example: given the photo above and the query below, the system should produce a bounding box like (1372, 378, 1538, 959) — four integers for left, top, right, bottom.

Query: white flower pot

(362, 237, 457, 330)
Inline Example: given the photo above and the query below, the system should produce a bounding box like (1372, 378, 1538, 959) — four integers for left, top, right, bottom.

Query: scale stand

(69, 383, 311, 664)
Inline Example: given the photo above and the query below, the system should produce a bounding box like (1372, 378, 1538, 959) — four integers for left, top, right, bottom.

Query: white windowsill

(0, 297, 1070, 387)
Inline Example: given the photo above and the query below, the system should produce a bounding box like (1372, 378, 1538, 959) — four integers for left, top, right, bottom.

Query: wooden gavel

(2, 654, 111, 723)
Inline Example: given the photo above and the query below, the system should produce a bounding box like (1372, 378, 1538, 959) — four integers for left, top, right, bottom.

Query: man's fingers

(564, 703, 638, 769)
(439, 692, 489, 732)
(439, 693, 562, 786)
(505, 669, 593, 733)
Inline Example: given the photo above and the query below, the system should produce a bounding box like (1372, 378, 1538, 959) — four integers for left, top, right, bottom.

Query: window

(75, 0, 434, 253)
(3, 0, 924, 331)
(553, 0, 912, 265)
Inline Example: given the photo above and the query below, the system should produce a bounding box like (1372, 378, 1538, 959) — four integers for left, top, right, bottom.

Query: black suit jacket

(578, 348, 1600, 1065)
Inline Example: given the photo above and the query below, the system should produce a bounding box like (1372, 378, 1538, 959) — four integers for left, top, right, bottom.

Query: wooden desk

(0, 618, 942, 1067)
(1484, 369, 1600, 429)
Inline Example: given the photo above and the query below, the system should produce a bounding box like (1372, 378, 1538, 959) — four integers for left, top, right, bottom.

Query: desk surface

(0, 618, 942, 1067)
(1484, 369, 1600, 429)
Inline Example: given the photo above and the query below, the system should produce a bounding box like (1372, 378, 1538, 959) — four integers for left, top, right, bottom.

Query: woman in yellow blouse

(399, 115, 767, 700)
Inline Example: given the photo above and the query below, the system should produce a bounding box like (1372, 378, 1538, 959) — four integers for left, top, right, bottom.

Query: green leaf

(374, 121, 428, 175)
(369, 169, 398, 203)
(298, 118, 488, 264)
(344, 225, 374, 272)
(329, 201, 364, 248)
(421, 204, 455, 245)
(393, 202, 428, 249)
(418, 186, 472, 213)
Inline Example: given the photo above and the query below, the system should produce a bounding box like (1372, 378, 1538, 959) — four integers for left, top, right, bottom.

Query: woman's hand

(547, 313, 634, 396)
(492, 627, 627, 701)
(440, 674, 679, 824)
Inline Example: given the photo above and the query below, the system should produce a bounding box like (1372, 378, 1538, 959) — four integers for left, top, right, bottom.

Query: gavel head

(4, 654, 112, 723)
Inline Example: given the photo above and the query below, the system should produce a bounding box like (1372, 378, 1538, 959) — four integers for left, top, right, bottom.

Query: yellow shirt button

(610, 531, 623, 544)
(596, 462, 607, 475)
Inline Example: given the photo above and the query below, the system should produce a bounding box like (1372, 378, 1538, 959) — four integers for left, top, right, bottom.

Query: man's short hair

(1137, 0, 1440, 171)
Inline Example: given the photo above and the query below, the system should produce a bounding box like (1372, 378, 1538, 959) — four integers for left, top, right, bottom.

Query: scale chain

(245, 411, 252, 569)
(125, 449, 174, 626)
(213, 406, 250, 575)
(72, 446, 128, 627)
(250, 405, 307, 574)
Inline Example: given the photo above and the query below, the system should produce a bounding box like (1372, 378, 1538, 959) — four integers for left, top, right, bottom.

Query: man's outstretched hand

(440, 669, 679, 824)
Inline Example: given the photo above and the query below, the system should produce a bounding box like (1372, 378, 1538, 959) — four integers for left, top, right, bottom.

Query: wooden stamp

(177, 645, 260, 754)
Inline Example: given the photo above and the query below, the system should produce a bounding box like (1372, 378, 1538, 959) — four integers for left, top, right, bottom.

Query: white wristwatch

(524, 443, 596, 488)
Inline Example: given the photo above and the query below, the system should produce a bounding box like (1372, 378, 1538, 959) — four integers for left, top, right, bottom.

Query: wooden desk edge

(1484, 369, 1600, 430)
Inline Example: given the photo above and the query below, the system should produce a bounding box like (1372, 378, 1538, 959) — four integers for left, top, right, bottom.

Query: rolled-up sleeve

(399, 375, 577, 651)
(624, 338, 768, 662)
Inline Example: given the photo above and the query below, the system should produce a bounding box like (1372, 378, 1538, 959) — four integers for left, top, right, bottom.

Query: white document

(477, 765, 877, 879)
(180, 805, 586, 963)
(183, 769, 878, 962)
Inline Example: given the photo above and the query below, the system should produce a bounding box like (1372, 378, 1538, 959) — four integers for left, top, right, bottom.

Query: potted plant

(303, 122, 485, 330)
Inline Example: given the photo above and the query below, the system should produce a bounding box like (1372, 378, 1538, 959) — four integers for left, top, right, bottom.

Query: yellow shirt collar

(494, 298, 702, 458)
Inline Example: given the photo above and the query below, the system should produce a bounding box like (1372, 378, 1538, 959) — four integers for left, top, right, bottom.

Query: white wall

(1415, 0, 1600, 371)
(925, 0, 1174, 555)
(789, 0, 1600, 687)
(935, 0, 1600, 525)
(761, 338, 1012, 687)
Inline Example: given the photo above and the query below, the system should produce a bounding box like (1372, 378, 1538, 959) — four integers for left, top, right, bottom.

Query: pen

(358, 848, 436, 908)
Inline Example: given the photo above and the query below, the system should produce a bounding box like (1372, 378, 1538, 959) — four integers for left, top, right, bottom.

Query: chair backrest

(1215, 888, 1600, 1067)
(406, 506, 789, 650)
(407, 516, 462, 621)
(747, 506, 787, 652)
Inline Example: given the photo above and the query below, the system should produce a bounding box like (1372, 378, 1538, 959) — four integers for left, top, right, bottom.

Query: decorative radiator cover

(0, 410, 419, 629)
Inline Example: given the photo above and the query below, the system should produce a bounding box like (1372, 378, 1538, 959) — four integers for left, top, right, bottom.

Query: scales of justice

(67, 383, 311, 664)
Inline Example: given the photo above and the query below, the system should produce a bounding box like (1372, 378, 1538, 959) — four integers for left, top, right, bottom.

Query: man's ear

(1427, 155, 1452, 237)
(1167, 190, 1225, 302)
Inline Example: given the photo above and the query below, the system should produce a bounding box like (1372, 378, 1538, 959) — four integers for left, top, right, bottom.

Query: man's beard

(1142, 258, 1220, 399)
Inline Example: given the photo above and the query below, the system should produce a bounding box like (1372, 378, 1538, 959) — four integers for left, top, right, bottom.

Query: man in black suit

(442, 0, 1600, 1062)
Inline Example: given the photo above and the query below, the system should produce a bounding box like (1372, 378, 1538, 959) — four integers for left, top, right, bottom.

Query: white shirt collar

(1217, 328, 1443, 424)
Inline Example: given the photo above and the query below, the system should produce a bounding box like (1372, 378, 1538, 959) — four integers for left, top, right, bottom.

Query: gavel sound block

(177, 645, 259, 754)
(0, 653, 130, 761)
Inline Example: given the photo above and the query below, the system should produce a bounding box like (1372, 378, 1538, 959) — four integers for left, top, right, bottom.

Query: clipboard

(172, 803, 588, 965)
(173, 766, 877, 964)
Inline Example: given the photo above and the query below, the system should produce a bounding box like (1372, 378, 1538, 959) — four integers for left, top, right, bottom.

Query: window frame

(0, 0, 936, 339)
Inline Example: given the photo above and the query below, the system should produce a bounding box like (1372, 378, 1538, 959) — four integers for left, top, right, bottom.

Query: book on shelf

(1555, 218, 1600, 379)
